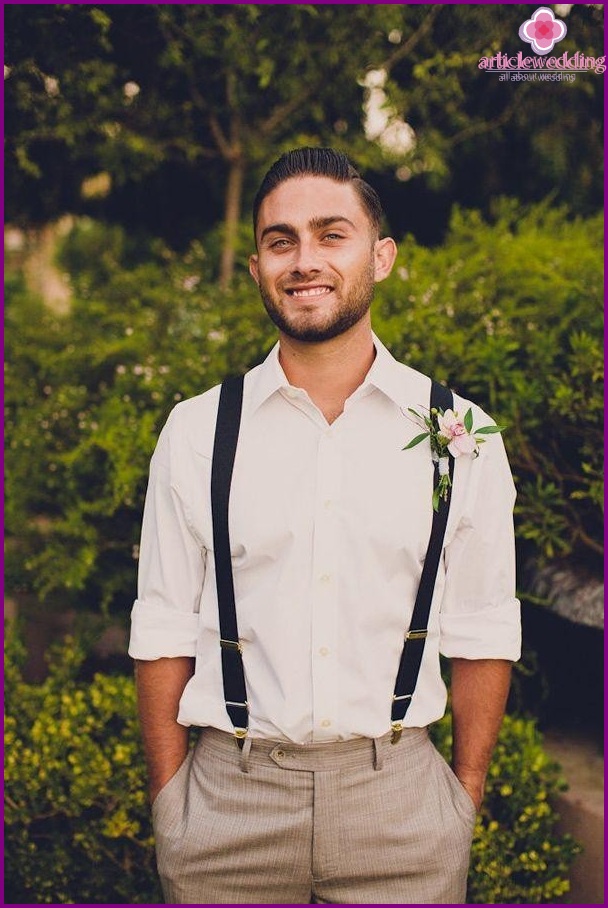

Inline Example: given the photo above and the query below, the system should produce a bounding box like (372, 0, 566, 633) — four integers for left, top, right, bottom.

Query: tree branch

(207, 111, 233, 160)
(572, 525, 604, 555)
(258, 83, 317, 137)
(448, 88, 531, 147)
(382, 6, 442, 72)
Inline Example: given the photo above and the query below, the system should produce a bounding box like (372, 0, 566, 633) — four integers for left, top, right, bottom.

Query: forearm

(135, 656, 195, 803)
(450, 657, 512, 810)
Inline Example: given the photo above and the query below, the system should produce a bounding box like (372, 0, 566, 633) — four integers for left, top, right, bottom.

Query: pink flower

(436, 409, 478, 458)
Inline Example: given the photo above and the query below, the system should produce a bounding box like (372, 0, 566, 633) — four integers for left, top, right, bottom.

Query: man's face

(249, 176, 395, 343)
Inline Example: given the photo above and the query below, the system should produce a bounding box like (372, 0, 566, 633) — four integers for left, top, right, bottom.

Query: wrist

(452, 765, 486, 811)
(149, 750, 189, 804)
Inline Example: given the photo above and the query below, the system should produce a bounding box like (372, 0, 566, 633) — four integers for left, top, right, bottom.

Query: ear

(249, 254, 260, 285)
(373, 237, 397, 283)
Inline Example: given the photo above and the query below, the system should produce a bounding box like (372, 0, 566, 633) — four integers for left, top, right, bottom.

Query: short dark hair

(252, 147, 384, 239)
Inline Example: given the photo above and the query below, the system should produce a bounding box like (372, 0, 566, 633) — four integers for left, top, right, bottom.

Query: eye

(268, 238, 292, 250)
(322, 232, 344, 242)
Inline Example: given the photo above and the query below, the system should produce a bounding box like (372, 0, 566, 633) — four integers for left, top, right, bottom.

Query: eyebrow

(259, 216, 357, 242)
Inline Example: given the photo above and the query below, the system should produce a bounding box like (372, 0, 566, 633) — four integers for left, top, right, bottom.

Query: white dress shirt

(129, 334, 521, 743)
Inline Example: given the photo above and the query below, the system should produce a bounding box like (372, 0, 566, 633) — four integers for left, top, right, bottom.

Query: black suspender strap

(390, 380, 455, 744)
(210, 375, 248, 746)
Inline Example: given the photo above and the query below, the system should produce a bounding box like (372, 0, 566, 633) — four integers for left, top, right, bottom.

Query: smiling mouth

(287, 285, 333, 299)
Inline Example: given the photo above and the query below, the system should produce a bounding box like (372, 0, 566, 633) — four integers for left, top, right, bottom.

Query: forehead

(256, 175, 369, 233)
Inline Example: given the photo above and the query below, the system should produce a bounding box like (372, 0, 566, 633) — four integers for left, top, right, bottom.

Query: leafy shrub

(5, 629, 579, 904)
(4, 628, 161, 904)
(4, 218, 274, 613)
(431, 710, 580, 904)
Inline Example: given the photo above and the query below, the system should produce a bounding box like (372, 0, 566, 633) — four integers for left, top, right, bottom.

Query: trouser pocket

(152, 750, 193, 835)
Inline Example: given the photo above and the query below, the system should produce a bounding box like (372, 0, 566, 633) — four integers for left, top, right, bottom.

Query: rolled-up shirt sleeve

(439, 430, 521, 662)
(128, 408, 205, 660)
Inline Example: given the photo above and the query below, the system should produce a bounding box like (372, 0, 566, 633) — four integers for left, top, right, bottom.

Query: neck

(278, 318, 375, 424)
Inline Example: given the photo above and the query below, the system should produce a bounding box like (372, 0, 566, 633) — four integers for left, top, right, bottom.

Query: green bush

(4, 218, 274, 613)
(5, 629, 579, 904)
(431, 711, 580, 904)
(4, 628, 161, 904)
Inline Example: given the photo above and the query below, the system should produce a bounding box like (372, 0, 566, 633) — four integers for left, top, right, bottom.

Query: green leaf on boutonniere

(403, 432, 430, 450)
(408, 407, 434, 430)
(475, 424, 507, 434)
(463, 408, 474, 433)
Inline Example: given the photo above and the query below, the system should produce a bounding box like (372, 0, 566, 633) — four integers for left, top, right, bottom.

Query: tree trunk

(219, 155, 245, 290)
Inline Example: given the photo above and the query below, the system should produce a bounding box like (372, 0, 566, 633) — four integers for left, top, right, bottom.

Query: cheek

(256, 256, 288, 283)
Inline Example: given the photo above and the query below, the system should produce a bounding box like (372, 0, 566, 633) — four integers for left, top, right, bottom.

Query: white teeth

(290, 286, 331, 298)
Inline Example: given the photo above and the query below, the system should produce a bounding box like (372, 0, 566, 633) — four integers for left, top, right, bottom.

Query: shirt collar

(248, 333, 424, 414)
(248, 342, 289, 413)
(364, 333, 424, 409)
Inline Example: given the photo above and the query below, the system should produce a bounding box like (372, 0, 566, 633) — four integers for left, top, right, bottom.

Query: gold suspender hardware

(390, 721, 404, 745)
(405, 629, 428, 640)
(233, 727, 248, 749)
(220, 639, 243, 653)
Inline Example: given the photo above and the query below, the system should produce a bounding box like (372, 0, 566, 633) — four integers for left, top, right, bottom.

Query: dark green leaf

(475, 425, 506, 434)
(403, 432, 429, 450)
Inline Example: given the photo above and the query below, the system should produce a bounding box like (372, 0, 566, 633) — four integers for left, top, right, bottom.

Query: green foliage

(4, 3, 412, 248)
(5, 629, 578, 904)
(388, 4, 604, 215)
(4, 628, 161, 904)
(373, 200, 603, 569)
(5, 218, 275, 612)
(431, 712, 580, 904)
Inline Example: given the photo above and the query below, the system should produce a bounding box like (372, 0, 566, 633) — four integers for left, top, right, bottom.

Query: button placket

(310, 431, 342, 740)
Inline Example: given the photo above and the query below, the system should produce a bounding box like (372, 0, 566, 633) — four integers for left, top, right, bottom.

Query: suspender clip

(390, 721, 404, 745)
(233, 727, 248, 750)
(220, 638, 243, 653)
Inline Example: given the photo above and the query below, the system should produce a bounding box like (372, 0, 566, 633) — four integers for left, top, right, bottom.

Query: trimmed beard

(257, 264, 376, 343)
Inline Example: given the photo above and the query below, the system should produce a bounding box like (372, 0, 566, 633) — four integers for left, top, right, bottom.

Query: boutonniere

(403, 406, 506, 511)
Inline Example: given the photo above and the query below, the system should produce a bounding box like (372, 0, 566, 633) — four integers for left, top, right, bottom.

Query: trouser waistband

(197, 726, 430, 773)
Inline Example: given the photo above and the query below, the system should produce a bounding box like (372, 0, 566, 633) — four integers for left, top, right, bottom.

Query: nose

(290, 239, 323, 276)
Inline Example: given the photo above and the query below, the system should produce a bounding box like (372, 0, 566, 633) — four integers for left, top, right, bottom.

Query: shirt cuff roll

(128, 599, 199, 660)
(439, 598, 521, 661)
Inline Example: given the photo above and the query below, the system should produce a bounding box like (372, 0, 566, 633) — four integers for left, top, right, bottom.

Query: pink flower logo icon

(519, 6, 568, 55)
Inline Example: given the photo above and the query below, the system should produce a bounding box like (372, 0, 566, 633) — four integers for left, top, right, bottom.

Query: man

(129, 147, 521, 904)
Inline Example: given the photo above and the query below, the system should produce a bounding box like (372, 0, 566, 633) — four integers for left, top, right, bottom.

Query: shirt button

(319, 647, 330, 657)
(320, 719, 332, 728)
(275, 749, 286, 760)
(319, 574, 331, 584)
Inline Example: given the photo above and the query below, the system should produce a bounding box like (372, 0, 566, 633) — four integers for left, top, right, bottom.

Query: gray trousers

(152, 726, 476, 904)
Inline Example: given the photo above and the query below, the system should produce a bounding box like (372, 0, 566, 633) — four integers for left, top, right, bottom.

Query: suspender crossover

(210, 375, 454, 747)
